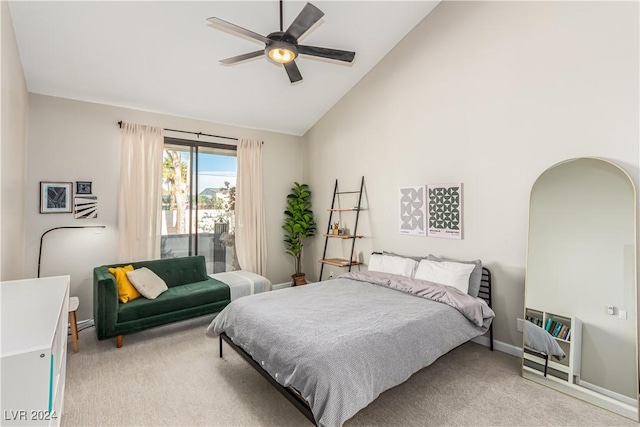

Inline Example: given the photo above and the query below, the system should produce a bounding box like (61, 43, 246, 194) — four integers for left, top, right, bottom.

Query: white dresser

(1, 276, 70, 426)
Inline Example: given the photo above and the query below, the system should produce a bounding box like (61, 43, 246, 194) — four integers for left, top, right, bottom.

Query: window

(161, 137, 237, 273)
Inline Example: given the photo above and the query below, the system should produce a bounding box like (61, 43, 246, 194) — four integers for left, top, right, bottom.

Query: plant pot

(292, 273, 307, 286)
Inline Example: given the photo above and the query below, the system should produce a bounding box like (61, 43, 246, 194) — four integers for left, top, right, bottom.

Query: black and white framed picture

(40, 182, 73, 213)
(427, 182, 463, 239)
(74, 196, 98, 219)
(399, 185, 426, 236)
(76, 181, 92, 195)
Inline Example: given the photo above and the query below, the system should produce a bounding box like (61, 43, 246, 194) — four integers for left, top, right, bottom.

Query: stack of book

(544, 318, 572, 341)
(525, 315, 543, 327)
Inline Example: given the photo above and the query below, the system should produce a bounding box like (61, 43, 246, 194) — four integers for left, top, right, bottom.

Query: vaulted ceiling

(9, 1, 438, 135)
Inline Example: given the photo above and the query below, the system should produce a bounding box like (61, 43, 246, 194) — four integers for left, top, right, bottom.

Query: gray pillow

(426, 255, 482, 297)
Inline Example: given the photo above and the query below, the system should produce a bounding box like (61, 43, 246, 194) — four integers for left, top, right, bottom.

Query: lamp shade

(266, 42, 298, 64)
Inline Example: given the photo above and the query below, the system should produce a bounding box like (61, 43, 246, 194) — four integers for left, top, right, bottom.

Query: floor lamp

(37, 225, 106, 353)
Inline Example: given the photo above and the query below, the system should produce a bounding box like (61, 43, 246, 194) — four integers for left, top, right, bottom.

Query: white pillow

(414, 259, 476, 294)
(368, 253, 418, 278)
(126, 267, 168, 299)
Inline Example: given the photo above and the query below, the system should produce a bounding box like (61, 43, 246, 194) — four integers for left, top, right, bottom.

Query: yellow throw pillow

(108, 265, 141, 303)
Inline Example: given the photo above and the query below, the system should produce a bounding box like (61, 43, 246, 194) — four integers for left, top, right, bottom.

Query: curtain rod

(117, 121, 238, 141)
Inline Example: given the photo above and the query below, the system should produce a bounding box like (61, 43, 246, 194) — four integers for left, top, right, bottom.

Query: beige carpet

(62, 316, 636, 426)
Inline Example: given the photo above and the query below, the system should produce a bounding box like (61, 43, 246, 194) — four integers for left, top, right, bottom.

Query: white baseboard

(523, 368, 638, 420)
(271, 282, 292, 291)
(76, 318, 94, 331)
(481, 337, 636, 413)
(472, 335, 523, 358)
(577, 379, 638, 407)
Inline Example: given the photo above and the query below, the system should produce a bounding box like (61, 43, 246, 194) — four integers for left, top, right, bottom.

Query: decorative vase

(292, 273, 307, 286)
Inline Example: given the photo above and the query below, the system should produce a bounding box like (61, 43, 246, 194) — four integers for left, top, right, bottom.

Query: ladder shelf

(320, 259, 362, 267)
(318, 176, 365, 281)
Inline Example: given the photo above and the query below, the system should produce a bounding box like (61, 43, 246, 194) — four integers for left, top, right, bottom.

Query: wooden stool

(69, 296, 79, 353)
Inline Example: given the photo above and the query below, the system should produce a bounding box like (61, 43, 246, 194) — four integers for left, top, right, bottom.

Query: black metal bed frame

(219, 333, 317, 425)
(479, 267, 494, 351)
(523, 346, 549, 377)
(218, 267, 494, 425)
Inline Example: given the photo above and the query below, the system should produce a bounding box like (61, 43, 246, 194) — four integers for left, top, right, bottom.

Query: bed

(206, 265, 494, 427)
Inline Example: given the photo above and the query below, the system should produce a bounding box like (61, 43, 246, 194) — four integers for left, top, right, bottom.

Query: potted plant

(283, 182, 317, 286)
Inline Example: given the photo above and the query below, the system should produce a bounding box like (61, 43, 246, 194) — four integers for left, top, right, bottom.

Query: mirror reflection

(523, 157, 638, 420)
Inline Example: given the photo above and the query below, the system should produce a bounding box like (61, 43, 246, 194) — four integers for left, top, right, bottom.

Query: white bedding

(208, 270, 272, 301)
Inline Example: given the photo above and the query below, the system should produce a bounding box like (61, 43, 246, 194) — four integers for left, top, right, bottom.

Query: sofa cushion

(131, 256, 208, 288)
(108, 265, 141, 303)
(127, 267, 168, 299)
(117, 279, 230, 323)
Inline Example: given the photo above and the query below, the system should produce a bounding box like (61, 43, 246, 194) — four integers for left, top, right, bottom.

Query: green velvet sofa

(93, 255, 230, 347)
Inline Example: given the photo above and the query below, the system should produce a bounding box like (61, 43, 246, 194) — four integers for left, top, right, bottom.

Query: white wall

(303, 1, 639, 348)
(1, 1, 28, 280)
(26, 94, 303, 320)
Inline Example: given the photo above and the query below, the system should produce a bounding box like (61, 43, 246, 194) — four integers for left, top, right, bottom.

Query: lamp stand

(37, 226, 106, 278)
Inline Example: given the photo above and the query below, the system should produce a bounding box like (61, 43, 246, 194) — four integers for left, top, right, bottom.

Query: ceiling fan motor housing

(267, 31, 297, 45)
(265, 32, 299, 64)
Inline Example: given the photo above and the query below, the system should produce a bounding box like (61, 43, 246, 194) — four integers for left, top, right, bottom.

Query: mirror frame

(522, 157, 639, 421)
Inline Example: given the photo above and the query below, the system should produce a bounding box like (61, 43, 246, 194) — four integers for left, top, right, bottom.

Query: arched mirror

(523, 157, 638, 420)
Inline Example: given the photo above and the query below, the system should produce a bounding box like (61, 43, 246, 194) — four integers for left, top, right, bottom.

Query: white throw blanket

(208, 270, 272, 301)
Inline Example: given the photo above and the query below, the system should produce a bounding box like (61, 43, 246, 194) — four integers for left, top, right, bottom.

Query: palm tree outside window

(161, 137, 238, 273)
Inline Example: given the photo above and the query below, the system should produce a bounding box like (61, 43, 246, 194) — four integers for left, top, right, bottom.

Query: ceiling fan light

(266, 42, 298, 64)
(269, 48, 295, 64)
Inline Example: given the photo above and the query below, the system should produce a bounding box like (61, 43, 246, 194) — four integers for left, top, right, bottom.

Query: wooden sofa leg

(116, 335, 123, 348)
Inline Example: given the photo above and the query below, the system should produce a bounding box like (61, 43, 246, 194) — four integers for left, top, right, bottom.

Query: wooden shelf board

(319, 258, 360, 267)
(328, 208, 360, 212)
(324, 234, 364, 239)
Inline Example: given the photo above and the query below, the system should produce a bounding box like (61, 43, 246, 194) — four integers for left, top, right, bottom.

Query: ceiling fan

(206, 1, 356, 83)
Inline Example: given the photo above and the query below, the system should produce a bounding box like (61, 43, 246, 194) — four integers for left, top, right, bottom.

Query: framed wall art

(76, 181, 92, 195)
(427, 183, 463, 239)
(399, 186, 426, 236)
(74, 196, 98, 219)
(40, 182, 73, 214)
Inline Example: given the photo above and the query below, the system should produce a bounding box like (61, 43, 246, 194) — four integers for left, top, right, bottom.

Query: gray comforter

(206, 272, 495, 427)
(524, 320, 566, 360)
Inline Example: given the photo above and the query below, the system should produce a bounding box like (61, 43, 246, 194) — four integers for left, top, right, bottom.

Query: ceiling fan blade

(207, 17, 270, 44)
(284, 61, 303, 83)
(285, 3, 324, 40)
(220, 50, 264, 65)
(298, 45, 356, 63)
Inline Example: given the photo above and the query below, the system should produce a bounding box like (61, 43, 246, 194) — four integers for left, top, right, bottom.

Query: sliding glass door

(161, 137, 237, 273)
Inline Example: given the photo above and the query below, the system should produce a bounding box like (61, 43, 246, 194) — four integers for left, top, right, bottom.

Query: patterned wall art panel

(40, 181, 73, 213)
(399, 186, 426, 236)
(427, 183, 462, 239)
(74, 196, 98, 219)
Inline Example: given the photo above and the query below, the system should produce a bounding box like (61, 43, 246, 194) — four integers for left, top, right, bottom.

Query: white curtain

(235, 138, 267, 275)
(117, 123, 164, 262)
